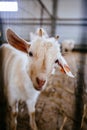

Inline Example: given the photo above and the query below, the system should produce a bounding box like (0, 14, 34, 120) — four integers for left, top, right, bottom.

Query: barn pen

(0, 0, 87, 130)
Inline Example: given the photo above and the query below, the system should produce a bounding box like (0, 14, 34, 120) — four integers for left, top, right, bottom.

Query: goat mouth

(34, 84, 43, 91)
(34, 77, 46, 91)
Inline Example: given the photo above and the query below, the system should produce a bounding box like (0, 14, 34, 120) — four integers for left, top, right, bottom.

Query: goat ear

(7, 29, 30, 53)
(57, 55, 74, 78)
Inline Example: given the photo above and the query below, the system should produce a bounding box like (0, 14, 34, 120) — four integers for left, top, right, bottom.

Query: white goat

(61, 40, 75, 53)
(0, 28, 74, 130)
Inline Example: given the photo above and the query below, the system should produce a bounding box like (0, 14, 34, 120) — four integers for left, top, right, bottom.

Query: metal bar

(0, 17, 7, 130)
(72, 0, 87, 129)
(0, 18, 4, 45)
(51, 0, 58, 35)
(37, 0, 53, 18)
(1, 22, 87, 26)
(1, 18, 87, 21)
(40, 6, 44, 27)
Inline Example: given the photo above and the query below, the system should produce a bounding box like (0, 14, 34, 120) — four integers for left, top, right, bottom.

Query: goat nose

(36, 77, 45, 87)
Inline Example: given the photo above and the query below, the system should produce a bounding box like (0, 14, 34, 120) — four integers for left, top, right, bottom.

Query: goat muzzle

(36, 77, 45, 90)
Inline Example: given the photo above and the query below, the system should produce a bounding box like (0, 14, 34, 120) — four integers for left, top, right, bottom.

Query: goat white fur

(0, 28, 74, 130)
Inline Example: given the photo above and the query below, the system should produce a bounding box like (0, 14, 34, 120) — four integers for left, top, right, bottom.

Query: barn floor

(2, 52, 87, 130)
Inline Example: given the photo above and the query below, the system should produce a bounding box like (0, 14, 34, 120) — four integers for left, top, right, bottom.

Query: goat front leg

(27, 100, 38, 130)
(29, 112, 38, 130)
(10, 101, 18, 130)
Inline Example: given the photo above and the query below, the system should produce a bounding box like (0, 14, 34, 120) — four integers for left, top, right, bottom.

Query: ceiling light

(0, 1, 18, 12)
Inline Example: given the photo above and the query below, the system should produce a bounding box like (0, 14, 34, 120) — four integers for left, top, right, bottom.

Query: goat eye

(55, 59, 58, 63)
(29, 51, 33, 57)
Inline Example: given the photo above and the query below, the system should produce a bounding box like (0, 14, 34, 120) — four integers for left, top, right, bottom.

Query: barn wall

(0, 0, 87, 44)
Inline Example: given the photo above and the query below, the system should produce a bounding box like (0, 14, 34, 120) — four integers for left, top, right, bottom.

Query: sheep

(61, 39, 75, 54)
(0, 28, 74, 130)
